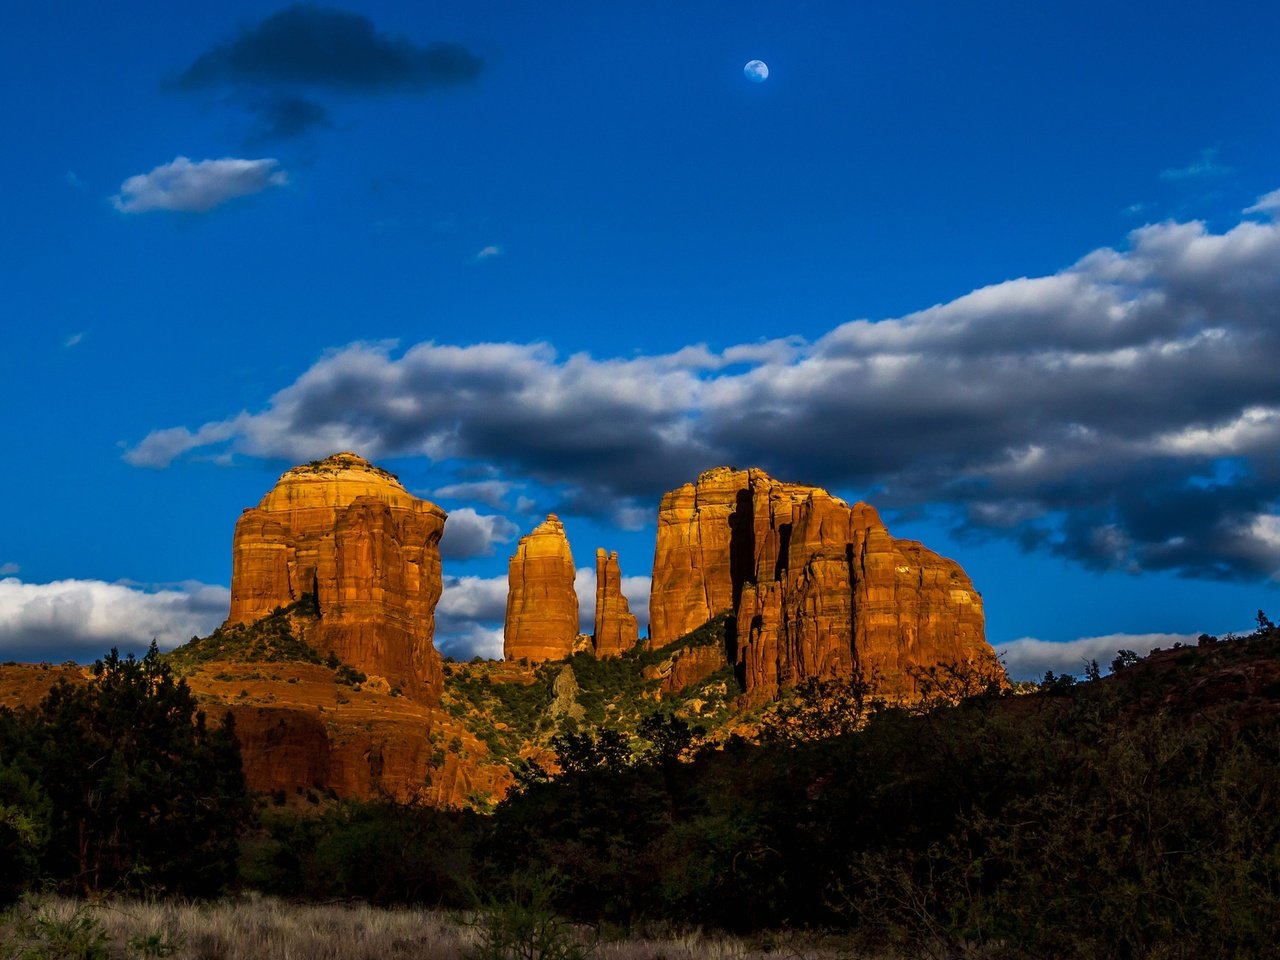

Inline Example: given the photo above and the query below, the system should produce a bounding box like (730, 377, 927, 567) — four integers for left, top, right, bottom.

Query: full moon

(744, 59, 769, 83)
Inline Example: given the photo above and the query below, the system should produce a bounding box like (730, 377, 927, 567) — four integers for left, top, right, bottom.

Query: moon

(744, 59, 769, 83)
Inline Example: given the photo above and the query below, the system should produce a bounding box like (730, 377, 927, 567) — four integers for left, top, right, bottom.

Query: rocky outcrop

(228, 452, 447, 703)
(504, 515, 579, 662)
(593, 549, 639, 657)
(650, 467, 998, 700)
(181, 662, 514, 808)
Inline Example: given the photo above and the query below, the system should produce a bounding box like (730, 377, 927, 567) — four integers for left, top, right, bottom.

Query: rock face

(228, 452, 447, 703)
(650, 467, 997, 699)
(504, 515, 579, 662)
(593, 549, 639, 657)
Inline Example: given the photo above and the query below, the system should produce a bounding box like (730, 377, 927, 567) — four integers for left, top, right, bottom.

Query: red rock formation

(593, 548, 638, 657)
(651, 467, 999, 700)
(228, 452, 447, 703)
(180, 662, 514, 808)
(644, 644, 728, 696)
(504, 515, 579, 662)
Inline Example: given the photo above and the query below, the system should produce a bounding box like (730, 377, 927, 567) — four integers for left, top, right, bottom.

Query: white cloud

(438, 623, 504, 661)
(0, 577, 229, 663)
(473, 244, 503, 262)
(63, 332, 84, 349)
(438, 575, 508, 622)
(995, 632, 1203, 680)
(438, 507, 520, 560)
(436, 574, 507, 660)
(125, 199, 1280, 581)
(111, 156, 287, 214)
(1245, 188, 1280, 218)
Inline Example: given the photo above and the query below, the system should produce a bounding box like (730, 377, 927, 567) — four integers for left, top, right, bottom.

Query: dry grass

(0, 895, 867, 960)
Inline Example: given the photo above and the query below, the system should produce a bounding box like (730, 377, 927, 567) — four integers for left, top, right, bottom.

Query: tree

(31, 643, 251, 896)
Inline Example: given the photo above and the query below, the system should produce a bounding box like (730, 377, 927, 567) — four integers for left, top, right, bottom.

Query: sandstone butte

(228, 452, 447, 704)
(649, 466, 999, 700)
(503, 515, 579, 662)
(593, 548, 639, 658)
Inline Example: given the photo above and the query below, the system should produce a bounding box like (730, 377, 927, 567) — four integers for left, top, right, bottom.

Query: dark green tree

(30, 643, 250, 896)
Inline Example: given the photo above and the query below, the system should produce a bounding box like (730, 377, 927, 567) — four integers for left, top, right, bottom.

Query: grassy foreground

(0, 896, 863, 960)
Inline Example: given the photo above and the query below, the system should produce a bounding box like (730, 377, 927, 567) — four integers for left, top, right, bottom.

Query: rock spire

(504, 515, 579, 662)
(593, 548, 639, 657)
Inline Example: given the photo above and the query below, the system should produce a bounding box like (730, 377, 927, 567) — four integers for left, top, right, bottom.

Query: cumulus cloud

(995, 632, 1202, 680)
(436, 574, 507, 659)
(112, 157, 287, 213)
(127, 200, 1280, 581)
(0, 577, 229, 663)
(176, 5, 483, 93)
(439, 507, 520, 560)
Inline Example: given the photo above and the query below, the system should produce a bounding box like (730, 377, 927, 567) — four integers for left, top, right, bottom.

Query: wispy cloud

(0, 563, 19, 576)
(0, 576, 229, 663)
(112, 156, 287, 214)
(63, 332, 84, 349)
(126, 195, 1280, 583)
(1159, 147, 1230, 182)
(472, 244, 503, 262)
(1245, 187, 1280, 218)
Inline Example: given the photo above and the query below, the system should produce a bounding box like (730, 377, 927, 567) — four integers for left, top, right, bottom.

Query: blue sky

(3, 0, 1279, 677)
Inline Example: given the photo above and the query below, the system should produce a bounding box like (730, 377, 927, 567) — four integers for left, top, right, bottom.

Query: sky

(3, 0, 1280, 678)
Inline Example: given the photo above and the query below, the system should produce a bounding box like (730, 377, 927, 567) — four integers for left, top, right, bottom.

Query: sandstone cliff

(504, 515, 579, 662)
(593, 549, 639, 657)
(228, 452, 447, 703)
(650, 467, 996, 699)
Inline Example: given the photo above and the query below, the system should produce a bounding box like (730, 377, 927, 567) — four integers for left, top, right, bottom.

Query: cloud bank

(127, 196, 1280, 582)
(112, 157, 287, 213)
(438, 508, 520, 560)
(0, 577, 230, 663)
(995, 632, 1202, 680)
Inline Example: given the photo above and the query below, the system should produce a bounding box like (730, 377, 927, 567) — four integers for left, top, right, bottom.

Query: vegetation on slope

(439, 616, 738, 764)
(252, 617, 1280, 958)
(6, 613, 1280, 959)
(164, 596, 322, 671)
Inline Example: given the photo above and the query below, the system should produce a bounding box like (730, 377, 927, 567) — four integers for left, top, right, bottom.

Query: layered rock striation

(593, 549, 639, 657)
(228, 452, 447, 703)
(504, 515, 579, 662)
(650, 467, 997, 699)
